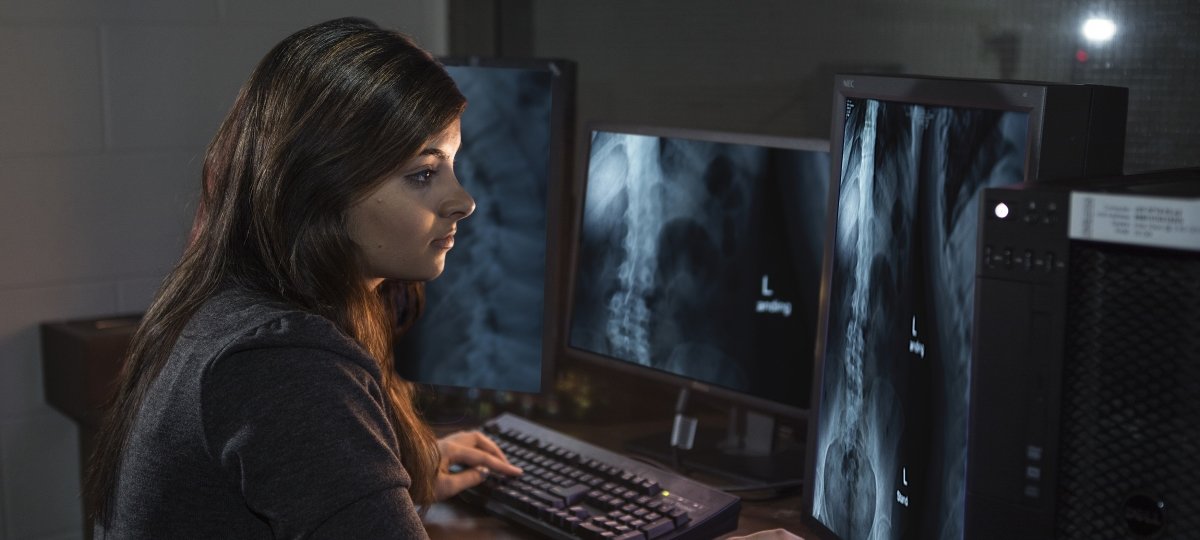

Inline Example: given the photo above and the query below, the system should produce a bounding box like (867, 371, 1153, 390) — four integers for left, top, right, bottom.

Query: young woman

(85, 17, 520, 538)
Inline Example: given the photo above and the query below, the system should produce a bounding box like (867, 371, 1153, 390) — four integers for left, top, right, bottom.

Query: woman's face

(348, 119, 475, 285)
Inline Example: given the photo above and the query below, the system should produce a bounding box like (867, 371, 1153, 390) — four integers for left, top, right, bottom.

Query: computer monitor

(562, 123, 830, 482)
(394, 57, 575, 394)
(803, 74, 1127, 540)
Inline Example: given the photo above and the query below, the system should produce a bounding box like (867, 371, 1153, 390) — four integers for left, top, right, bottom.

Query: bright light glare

(1082, 18, 1117, 42)
(994, 202, 1010, 219)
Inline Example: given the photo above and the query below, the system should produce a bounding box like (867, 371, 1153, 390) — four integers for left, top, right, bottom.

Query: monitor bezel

(559, 121, 830, 420)
(398, 56, 576, 395)
(801, 73, 1058, 539)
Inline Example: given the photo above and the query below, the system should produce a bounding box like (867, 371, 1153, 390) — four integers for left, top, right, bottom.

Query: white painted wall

(0, 2, 447, 538)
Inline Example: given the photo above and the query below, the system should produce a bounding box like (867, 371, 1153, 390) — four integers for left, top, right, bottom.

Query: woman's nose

(442, 174, 475, 220)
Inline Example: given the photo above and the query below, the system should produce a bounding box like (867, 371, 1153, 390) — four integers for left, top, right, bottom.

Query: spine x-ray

(569, 131, 828, 410)
(812, 98, 1028, 540)
(396, 65, 555, 393)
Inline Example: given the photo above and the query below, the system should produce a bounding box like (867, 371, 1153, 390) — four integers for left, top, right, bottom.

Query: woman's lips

(431, 233, 455, 250)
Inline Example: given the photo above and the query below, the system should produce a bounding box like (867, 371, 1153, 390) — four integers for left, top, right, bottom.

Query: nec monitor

(804, 74, 1128, 540)
(395, 57, 575, 394)
(562, 124, 829, 480)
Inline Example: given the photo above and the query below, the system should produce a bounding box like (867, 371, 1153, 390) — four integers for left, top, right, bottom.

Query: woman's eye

(406, 168, 437, 185)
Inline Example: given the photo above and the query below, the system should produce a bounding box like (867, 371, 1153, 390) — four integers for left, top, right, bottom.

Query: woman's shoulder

(181, 286, 378, 379)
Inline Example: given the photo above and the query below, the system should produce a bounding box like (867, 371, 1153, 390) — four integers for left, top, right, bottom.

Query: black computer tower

(965, 171, 1200, 539)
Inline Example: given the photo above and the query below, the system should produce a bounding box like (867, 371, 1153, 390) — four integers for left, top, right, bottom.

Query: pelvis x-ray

(811, 99, 1028, 540)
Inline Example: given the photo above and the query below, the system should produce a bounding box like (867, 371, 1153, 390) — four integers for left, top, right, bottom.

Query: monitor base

(624, 420, 804, 489)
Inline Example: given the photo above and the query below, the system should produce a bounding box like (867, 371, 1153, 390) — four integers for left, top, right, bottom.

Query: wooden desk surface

(425, 414, 816, 539)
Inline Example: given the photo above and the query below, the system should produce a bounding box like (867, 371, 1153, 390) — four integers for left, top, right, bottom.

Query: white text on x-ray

(756, 275, 792, 317)
(908, 316, 926, 359)
(895, 467, 911, 507)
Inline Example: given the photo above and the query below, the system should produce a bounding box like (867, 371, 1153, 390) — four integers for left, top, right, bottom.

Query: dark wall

(452, 0, 1200, 174)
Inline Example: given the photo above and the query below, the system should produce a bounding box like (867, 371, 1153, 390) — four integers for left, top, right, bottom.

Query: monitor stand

(623, 389, 805, 488)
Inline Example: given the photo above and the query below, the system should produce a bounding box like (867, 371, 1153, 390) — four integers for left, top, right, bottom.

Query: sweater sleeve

(200, 342, 429, 539)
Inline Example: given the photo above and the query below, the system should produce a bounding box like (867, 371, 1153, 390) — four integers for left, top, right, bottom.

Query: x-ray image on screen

(395, 63, 560, 393)
(810, 99, 1028, 540)
(568, 130, 829, 411)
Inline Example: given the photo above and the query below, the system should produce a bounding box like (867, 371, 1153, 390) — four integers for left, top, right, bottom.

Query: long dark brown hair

(85, 17, 465, 524)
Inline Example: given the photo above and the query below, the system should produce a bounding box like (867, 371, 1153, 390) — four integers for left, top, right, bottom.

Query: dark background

(450, 0, 1199, 177)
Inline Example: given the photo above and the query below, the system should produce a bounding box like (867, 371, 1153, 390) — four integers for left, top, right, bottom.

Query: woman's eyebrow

(418, 148, 450, 160)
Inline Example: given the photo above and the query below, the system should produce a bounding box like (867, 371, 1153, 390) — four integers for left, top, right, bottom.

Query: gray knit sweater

(98, 287, 429, 539)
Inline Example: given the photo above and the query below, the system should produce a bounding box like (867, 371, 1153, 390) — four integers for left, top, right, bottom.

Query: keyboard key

(640, 517, 677, 539)
(590, 493, 618, 511)
(547, 508, 569, 526)
(666, 505, 691, 526)
(549, 483, 590, 505)
(579, 521, 609, 539)
(529, 488, 564, 509)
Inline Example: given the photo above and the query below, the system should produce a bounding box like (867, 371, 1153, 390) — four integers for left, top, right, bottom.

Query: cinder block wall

(0, 2, 446, 538)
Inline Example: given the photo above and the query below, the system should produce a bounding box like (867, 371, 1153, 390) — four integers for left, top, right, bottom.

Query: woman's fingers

(433, 467, 481, 502)
(431, 431, 524, 501)
(433, 466, 488, 501)
(438, 432, 522, 476)
(467, 430, 509, 462)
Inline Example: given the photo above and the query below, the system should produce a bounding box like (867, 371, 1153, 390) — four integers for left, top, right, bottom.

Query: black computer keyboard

(458, 413, 741, 540)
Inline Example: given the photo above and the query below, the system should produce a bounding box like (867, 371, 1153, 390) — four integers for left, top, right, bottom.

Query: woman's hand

(433, 430, 523, 501)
